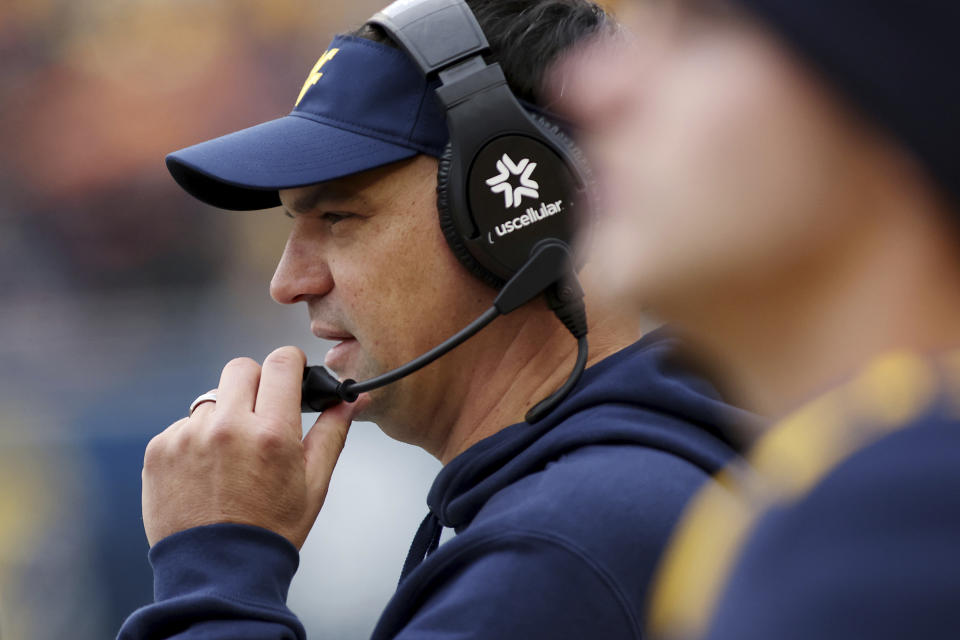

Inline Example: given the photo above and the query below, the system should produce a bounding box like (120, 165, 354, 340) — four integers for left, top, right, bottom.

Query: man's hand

(142, 346, 366, 549)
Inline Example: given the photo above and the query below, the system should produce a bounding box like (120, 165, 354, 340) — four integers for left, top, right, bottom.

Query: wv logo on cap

(486, 154, 539, 208)
(295, 47, 340, 107)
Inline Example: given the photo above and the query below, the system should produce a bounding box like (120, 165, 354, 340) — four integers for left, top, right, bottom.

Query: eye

(321, 211, 354, 225)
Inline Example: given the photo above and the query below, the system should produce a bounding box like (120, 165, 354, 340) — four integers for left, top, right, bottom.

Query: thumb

(302, 395, 368, 511)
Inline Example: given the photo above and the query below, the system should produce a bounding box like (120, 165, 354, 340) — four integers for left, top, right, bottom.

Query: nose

(270, 221, 334, 304)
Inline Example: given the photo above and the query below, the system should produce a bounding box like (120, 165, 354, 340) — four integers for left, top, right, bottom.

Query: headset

(301, 0, 594, 423)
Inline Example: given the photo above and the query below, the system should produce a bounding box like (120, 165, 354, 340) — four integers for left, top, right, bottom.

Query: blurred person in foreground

(555, 0, 960, 638)
(118, 1, 750, 638)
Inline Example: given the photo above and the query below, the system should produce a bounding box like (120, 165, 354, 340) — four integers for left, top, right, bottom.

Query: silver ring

(189, 391, 218, 416)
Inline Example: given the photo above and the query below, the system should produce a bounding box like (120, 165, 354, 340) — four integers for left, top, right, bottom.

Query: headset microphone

(301, 0, 595, 424)
(302, 241, 588, 423)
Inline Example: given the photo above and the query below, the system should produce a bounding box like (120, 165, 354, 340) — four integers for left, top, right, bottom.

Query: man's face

(272, 156, 496, 436)
(565, 1, 877, 318)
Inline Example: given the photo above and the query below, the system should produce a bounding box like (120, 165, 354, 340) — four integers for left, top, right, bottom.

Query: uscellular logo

(485, 154, 563, 244)
(486, 153, 539, 208)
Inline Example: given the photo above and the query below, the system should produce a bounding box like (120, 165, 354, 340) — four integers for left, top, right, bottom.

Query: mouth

(311, 323, 358, 373)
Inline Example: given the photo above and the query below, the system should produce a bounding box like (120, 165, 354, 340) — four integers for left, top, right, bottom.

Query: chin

(350, 401, 376, 424)
(356, 384, 413, 438)
(326, 344, 377, 383)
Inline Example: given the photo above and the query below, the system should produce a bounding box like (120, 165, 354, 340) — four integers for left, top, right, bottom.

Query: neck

(427, 301, 638, 465)
(682, 190, 960, 425)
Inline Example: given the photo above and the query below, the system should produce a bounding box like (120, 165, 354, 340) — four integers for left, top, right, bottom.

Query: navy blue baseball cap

(166, 35, 448, 211)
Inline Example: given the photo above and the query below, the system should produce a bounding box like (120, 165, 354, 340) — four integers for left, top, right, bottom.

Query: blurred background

(0, 1, 448, 637)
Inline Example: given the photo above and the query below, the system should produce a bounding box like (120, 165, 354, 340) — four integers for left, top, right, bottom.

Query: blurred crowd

(1, 1, 442, 638)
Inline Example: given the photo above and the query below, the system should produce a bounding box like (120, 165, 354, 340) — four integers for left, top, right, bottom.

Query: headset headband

(370, 0, 488, 76)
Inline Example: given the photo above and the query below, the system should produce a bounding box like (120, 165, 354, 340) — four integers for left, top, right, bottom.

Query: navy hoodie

(119, 329, 751, 639)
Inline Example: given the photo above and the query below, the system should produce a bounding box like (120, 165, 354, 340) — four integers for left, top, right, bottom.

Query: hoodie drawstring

(398, 511, 443, 586)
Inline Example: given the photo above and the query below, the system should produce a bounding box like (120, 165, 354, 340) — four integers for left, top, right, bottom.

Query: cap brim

(166, 113, 420, 211)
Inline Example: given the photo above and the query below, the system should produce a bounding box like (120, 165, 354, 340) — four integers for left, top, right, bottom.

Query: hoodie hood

(427, 327, 754, 531)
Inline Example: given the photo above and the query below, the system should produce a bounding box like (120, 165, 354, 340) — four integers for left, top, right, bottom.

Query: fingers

(302, 395, 369, 510)
(144, 416, 190, 474)
(163, 416, 191, 440)
(216, 358, 261, 414)
(188, 388, 219, 420)
(255, 346, 306, 430)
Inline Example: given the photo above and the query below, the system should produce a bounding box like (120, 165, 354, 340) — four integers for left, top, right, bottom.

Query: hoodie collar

(426, 329, 754, 530)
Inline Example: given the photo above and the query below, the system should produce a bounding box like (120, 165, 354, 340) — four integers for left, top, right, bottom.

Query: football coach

(118, 1, 749, 638)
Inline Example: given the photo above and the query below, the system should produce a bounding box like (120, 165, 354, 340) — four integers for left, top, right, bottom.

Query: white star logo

(485, 154, 540, 208)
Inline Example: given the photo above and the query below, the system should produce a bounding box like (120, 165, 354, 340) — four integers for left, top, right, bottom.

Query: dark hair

(349, 0, 612, 106)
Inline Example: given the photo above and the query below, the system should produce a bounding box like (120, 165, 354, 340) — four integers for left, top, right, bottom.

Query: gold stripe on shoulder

(752, 351, 935, 497)
(647, 467, 759, 639)
(647, 351, 938, 639)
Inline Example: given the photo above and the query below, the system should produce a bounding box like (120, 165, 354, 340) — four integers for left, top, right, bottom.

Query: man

(118, 1, 748, 638)
(558, 1, 960, 638)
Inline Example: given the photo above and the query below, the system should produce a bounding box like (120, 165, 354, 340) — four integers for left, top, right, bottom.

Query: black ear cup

(530, 114, 596, 267)
(437, 141, 507, 289)
(436, 114, 593, 289)
(530, 115, 594, 206)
